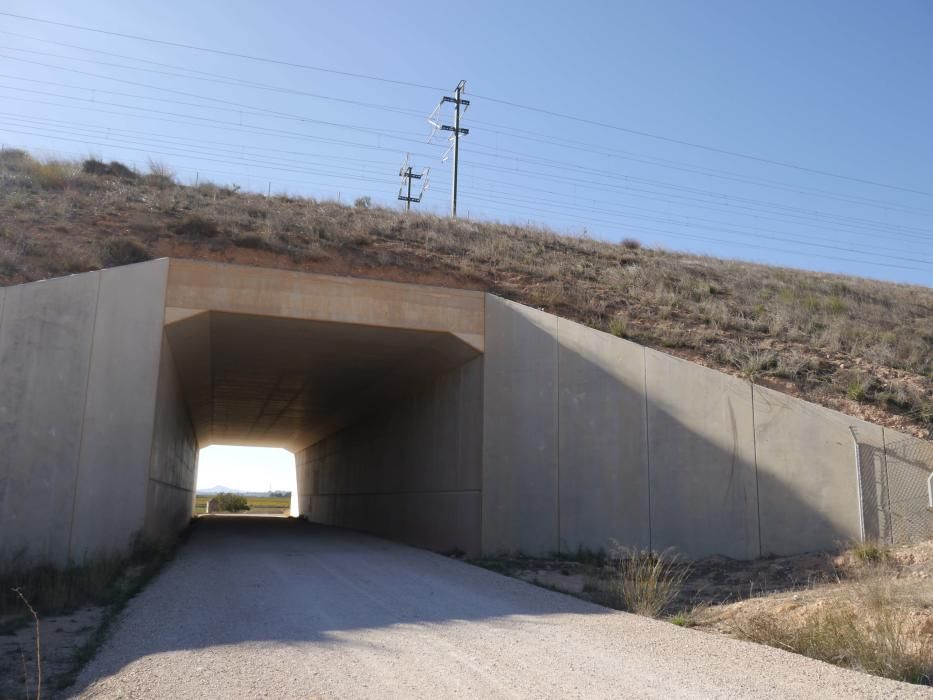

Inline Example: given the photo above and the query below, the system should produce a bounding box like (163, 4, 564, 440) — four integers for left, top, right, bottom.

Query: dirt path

(71, 518, 926, 698)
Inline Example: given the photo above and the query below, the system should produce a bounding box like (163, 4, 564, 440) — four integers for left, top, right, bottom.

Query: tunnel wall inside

(144, 334, 199, 544)
(295, 357, 484, 555)
(481, 295, 923, 559)
(0, 261, 169, 569)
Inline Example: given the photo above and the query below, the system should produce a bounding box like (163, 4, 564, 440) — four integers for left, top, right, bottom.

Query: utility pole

(397, 154, 430, 210)
(428, 80, 469, 217)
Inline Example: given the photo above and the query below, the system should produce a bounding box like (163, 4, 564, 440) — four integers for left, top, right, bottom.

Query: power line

(2, 11, 926, 199)
(466, 93, 933, 198)
(0, 11, 445, 92)
(0, 43, 427, 118)
(7, 31, 926, 217)
(6, 86, 927, 253)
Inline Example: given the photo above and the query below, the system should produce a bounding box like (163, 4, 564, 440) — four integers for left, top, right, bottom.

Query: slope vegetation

(0, 149, 930, 437)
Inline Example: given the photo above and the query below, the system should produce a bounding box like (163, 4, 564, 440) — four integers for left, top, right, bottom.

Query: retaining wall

(481, 295, 927, 558)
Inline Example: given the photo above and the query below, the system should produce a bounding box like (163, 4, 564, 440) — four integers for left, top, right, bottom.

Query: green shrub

(212, 493, 250, 513)
(82, 159, 137, 179)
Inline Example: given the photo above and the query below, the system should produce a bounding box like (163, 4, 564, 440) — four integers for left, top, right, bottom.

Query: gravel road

(71, 517, 927, 699)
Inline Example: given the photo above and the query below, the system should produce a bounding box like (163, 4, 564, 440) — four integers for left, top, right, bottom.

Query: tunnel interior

(154, 309, 484, 554)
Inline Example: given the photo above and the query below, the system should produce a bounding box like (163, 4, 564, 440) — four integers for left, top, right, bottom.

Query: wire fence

(853, 428, 933, 544)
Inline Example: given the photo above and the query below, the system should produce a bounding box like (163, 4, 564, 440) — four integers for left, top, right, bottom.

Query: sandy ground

(70, 518, 928, 699)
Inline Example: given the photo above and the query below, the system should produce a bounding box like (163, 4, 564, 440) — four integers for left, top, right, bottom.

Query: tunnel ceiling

(164, 311, 480, 451)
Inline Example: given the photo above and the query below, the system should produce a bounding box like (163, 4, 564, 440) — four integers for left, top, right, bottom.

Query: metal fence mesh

(854, 428, 933, 545)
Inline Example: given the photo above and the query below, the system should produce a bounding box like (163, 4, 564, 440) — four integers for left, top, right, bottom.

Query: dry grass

(0, 148, 930, 437)
(732, 572, 933, 685)
(589, 546, 691, 618)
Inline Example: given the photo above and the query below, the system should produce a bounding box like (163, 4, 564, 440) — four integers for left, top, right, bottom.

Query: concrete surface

(71, 519, 928, 699)
(165, 258, 485, 351)
(754, 385, 880, 556)
(2, 259, 931, 569)
(295, 358, 483, 555)
(482, 296, 560, 554)
(69, 261, 169, 560)
(144, 333, 198, 543)
(557, 318, 650, 553)
(646, 349, 760, 560)
(0, 272, 101, 566)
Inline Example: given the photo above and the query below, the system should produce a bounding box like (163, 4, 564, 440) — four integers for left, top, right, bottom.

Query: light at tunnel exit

(196, 446, 298, 516)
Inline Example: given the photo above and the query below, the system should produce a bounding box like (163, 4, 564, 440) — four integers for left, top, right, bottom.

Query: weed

(850, 540, 892, 565)
(621, 238, 641, 250)
(596, 546, 690, 618)
(608, 317, 627, 338)
(11, 588, 41, 700)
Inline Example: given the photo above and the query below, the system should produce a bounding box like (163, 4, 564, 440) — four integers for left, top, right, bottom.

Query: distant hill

(0, 149, 929, 439)
(197, 485, 243, 495)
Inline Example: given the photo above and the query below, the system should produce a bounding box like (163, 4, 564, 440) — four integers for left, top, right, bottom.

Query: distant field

(195, 495, 291, 515)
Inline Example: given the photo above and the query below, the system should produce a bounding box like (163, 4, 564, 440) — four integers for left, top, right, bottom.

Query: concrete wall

(0, 262, 169, 568)
(481, 294, 930, 559)
(144, 334, 198, 543)
(296, 357, 483, 555)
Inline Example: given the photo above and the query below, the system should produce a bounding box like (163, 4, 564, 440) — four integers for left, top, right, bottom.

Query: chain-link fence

(852, 427, 933, 544)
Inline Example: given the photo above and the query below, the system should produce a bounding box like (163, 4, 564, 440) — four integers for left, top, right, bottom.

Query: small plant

(601, 546, 690, 618)
(608, 317, 627, 338)
(353, 196, 372, 209)
(621, 238, 641, 250)
(850, 539, 891, 565)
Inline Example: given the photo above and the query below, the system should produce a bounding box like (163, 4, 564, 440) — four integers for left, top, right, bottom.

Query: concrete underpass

(1, 258, 930, 569)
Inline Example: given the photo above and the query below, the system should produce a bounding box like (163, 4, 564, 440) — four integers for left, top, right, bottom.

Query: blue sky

(1, 0, 931, 289)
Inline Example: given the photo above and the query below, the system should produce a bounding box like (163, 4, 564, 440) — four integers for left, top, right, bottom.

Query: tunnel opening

(149, 300, 485, 556)
(194, 446, 297, 516)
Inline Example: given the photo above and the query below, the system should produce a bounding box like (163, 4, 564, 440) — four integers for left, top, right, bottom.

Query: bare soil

(0, 605, 104, 699)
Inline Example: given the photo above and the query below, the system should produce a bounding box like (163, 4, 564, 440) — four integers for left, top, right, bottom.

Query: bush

(621, 237, 641, 250)
(99, 237, 151, 267)
(173, 215, 221, 239)
(354, 196, 372, 209)
(212, 493, 250, 513)
(82, 159, 137, 179)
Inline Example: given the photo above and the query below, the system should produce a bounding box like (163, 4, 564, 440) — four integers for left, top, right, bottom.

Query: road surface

(71, 517, 926, 698)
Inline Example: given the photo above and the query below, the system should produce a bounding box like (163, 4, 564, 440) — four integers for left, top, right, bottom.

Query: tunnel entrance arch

(154, 260, 486, 555)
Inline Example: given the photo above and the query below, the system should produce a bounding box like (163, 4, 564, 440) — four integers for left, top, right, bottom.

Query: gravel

(71, 517, 928, 699)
